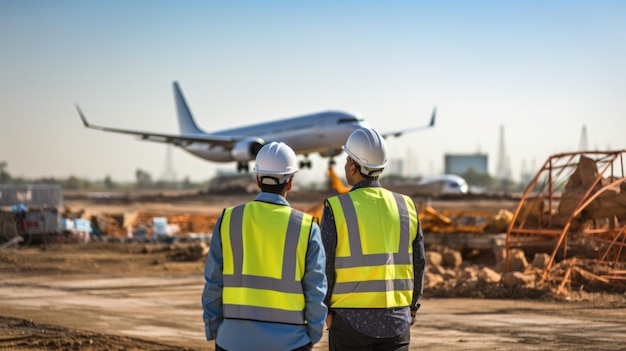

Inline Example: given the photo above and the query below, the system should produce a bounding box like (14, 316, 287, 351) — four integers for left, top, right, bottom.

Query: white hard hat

(254, 142, 299, 184)
(342, 127, 387, 176)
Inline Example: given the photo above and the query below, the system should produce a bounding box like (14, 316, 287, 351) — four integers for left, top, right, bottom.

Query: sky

(1, 1, 625, 185)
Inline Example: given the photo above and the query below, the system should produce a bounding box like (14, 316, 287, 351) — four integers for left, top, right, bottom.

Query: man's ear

(349, 161, 358, 176)
(286, 176, 293, 191)
(256, 176, 262, 188)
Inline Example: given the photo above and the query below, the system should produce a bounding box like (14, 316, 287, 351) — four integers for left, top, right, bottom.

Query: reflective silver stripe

(283, 210, 304, 283)
(335, 192, 413, 268)
(337, 194, 362, 256)
(223, 275, 302, 294)
(336, 252, 411, 267)
(333, 278, 414, 294)
(223, 305, 305, 325)
(225, 203, 305, 293)
(393, 192, 411, 251)
(230, 204, 245, 282)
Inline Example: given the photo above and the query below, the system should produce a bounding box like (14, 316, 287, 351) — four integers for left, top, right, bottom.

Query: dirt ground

(1, 190, 626, 350)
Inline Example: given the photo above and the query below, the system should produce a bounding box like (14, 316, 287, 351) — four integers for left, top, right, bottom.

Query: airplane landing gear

(299, 157, 312, 169)
(237, 161, 249, 173)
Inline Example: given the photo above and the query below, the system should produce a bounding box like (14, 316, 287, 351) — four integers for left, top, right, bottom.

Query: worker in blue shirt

(322, 128, 425, 351)
(202, 141, 328, 351)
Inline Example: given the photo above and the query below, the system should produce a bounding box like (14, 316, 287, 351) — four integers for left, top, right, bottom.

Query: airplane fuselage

(182, 111, 369, 163)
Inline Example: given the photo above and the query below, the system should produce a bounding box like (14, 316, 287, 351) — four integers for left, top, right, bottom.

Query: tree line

(0, 161, 208, 191)
(1, 161, 525, 192)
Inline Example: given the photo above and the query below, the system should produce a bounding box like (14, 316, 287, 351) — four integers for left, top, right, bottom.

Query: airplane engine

(231, 137, 265, 161)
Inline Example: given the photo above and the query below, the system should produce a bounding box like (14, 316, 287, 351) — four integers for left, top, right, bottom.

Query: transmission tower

(579, 125, 589, 151)
(495, 124, 511, 180)
(160, 145, 178, 183)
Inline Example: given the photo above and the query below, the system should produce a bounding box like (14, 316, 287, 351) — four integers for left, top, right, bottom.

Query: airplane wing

(381, 106, 437, 139)
(75, 105, 240, 147)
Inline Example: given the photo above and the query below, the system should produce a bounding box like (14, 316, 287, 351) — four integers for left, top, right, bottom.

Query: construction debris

(61, 207, 218, 241)
(505, 150, 626, 286)
(425, 245, 626, 299)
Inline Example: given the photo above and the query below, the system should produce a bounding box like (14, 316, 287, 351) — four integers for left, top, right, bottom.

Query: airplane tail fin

(173, 81, 204, 134)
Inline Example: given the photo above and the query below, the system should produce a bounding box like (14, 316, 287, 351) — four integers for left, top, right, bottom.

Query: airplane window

(337, 118, 365, 124)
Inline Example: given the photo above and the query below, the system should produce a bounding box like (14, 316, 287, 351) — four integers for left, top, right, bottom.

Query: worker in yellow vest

(202, 142, 328, 351)
(321, 128, 425, 351)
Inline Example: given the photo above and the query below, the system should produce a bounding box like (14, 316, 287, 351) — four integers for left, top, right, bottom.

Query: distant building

(444, 154, 488, 176)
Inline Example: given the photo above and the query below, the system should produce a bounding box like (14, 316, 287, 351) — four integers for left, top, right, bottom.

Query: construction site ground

(1, 190, 626, 350)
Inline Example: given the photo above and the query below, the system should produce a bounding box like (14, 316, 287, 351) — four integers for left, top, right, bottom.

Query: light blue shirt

(202, 192, 328, 350)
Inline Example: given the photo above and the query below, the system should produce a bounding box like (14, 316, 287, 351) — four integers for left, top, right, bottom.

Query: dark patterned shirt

(321, 180, 425, 338)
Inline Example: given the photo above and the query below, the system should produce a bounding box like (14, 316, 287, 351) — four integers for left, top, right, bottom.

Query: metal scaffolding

(505, 150, 626, 284)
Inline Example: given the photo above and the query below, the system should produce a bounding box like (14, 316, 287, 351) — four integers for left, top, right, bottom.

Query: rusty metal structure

(505, 150, 626, 283)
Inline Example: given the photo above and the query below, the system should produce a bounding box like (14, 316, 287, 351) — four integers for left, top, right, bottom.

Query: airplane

(76, 81, 436, 172)
(416, 174, 469, 195)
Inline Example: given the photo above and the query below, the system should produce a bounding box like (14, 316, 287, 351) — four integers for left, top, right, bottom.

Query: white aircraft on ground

(417, 174, 469, 194)
(76, 81, 436, 172)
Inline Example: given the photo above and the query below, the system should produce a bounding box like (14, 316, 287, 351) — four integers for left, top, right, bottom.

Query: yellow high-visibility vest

(326, 187, 418, 308)
(221, 201, 314, 324)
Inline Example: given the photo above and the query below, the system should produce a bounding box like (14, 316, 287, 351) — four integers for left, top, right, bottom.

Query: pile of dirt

(423, 246, 626, 304)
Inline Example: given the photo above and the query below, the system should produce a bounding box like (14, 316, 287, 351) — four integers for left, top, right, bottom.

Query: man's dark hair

(259, 182, 288, 194)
